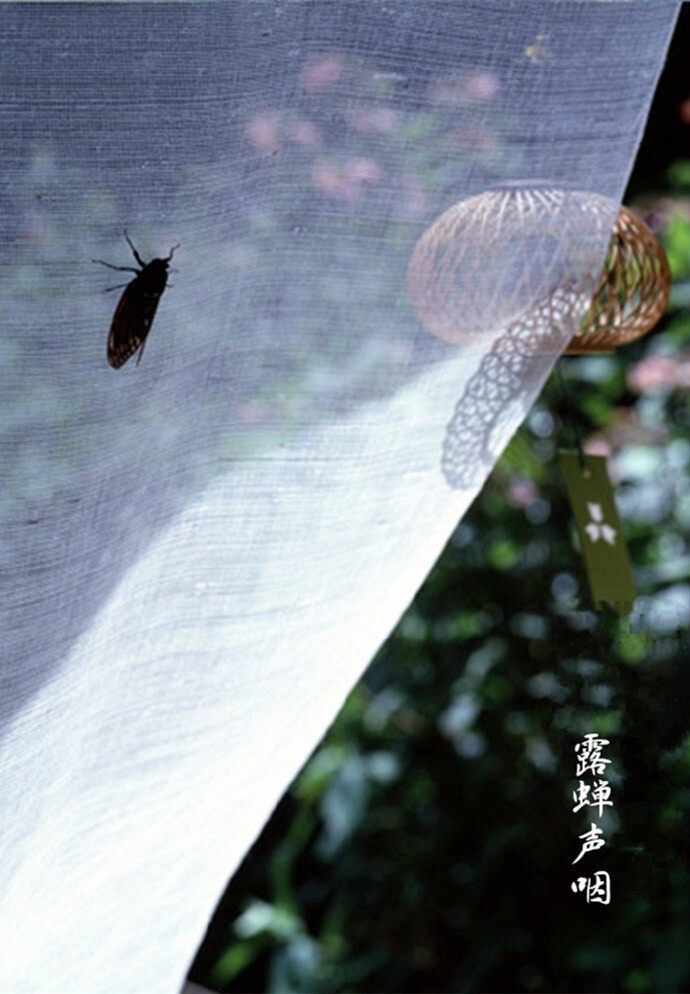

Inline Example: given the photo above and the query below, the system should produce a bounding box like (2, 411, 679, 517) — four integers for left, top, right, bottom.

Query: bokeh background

(190, 10, 690, 993)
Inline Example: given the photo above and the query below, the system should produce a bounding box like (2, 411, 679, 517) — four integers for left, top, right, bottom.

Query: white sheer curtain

(0, 3, 679, 991)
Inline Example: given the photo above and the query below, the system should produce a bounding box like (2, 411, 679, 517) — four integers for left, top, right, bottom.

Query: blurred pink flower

(344, 157, 382, 184)
(586, 410, 667, 464)
(312, 156, 381, 202)
(347, 106, 399, 134)
(585, 437, 612, 459)
(429, 70, 501, 107)
(301, 54, 345, 91)
(287, 117, 323, 147)
(627, 355, 690, 393)
(312, 158, 355, 200)
(245, 110, 281, 154)
(508, 479, 539, 508)
(463, 72, 501, 101)
(246, 111, 323, 154)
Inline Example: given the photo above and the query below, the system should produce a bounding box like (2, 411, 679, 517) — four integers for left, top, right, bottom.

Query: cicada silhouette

(93, 232, 179, 369)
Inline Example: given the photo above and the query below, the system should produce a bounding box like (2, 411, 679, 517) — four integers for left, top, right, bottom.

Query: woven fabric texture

(0, 3, 680, 991)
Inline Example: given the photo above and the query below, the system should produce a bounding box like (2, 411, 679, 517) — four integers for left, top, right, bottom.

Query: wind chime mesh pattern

(0, 3, 679, 992)
(568, 206, 673, 353)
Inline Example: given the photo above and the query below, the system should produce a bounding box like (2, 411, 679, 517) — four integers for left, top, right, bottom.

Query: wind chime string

(555, 361, 587, 474)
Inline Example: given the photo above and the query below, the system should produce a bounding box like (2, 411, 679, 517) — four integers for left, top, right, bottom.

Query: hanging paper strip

(560, 451, 636, 615)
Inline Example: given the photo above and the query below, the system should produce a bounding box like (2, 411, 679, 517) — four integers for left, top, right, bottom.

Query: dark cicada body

(94, 233, 179, 369)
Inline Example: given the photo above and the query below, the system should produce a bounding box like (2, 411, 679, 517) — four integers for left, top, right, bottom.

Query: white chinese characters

(574, 732, 611, 777)
(572, 822, 605, 864)
(571, 733, 613, 905)
(572, 779, 613, 818)
(571, 870, 611, 905)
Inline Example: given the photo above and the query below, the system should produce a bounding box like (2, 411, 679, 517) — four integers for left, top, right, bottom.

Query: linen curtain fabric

(0, 2, 680, 991)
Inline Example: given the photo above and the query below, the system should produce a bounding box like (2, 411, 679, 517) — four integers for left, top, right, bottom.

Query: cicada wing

(107, 279, 163, 369)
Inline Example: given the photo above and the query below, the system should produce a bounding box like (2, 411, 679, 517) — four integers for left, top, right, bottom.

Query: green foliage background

(191, 45, 690, 994)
